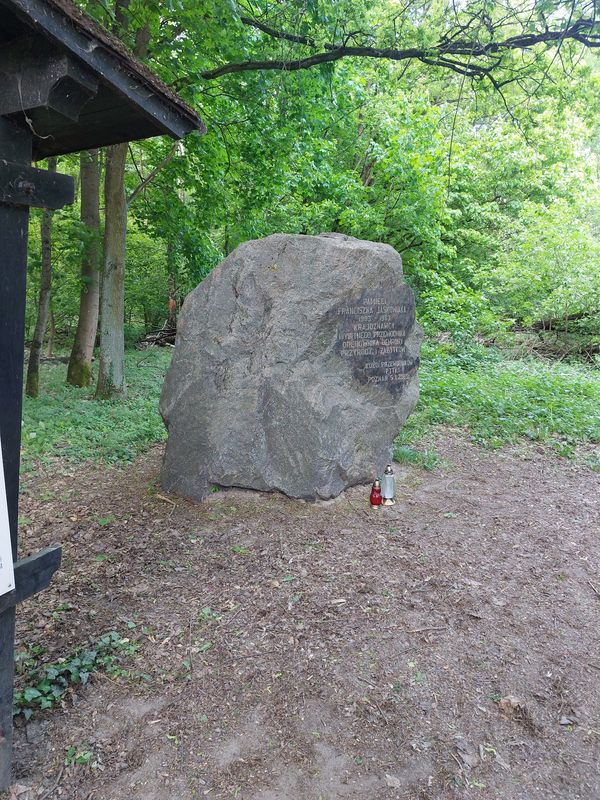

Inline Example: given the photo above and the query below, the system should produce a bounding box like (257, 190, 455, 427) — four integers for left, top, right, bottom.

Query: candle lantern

(369, 479, 382, 508)
(381, 464, 396, 506)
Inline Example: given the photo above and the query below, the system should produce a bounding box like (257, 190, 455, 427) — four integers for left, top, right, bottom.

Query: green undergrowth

(21, 343, 600, 472)
(14, 631, 139, 719)
(395, 343, 600, 468)
(393, 445, 444, 471)
(21, 348, 172, 471)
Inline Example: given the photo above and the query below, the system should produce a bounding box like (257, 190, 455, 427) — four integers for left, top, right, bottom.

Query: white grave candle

(0, 436, 15, 597)
(381, 464, 396, 505)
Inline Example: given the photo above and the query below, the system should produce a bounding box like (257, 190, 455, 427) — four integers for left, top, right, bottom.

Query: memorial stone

(160, 233, 422, 500)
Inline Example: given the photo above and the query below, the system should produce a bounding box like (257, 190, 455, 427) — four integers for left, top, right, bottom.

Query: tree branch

(127, 142, 179, 207)
(201, 17, 600, 80)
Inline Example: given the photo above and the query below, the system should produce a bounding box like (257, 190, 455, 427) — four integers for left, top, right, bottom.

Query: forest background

(22, 0, 600, 470)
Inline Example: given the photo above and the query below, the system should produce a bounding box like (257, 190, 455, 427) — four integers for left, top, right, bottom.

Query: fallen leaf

(559, 715, 577, 726)
(385, 773, 402, 789)
(455, 739, 480, 768)
(495, 751, 511, 770)
(498, 695, 526, 718)
(9, 784, 31, 799)
(458, 751, 480, 768)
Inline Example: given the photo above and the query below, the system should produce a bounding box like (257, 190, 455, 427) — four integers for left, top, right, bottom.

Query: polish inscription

(336, 287, 418, 394)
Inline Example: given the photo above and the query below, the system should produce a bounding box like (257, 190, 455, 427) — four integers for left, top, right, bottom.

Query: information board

(0, 435, 15, 597)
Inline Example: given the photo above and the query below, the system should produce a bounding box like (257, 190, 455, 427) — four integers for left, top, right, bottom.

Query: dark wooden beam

(0, 610, 15, 788)
(0, 120, 31, 558)
(27, 103, 171, 160)
(0, 116, 31, 792)
(0, 36, 98, 121)
(0, 116, 71, 792)
(0, 546, 61, 615)
(0, 161, 74, 208)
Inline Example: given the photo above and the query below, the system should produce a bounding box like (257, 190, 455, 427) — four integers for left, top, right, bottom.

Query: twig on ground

(407, 625, 446, 634)
(39, 765, 64, 800)
(451, 752, 464, 772)
(587, 580, 600, 598)
(356, 675, 376, 687)
(156, 493, 176, 506)
(219, 605, 244, 628)
(345, 494, 373, 521)
(372, 697, 388, 724)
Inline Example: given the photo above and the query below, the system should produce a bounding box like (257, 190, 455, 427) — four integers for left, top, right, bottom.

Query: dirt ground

(5, 433, 600, 800)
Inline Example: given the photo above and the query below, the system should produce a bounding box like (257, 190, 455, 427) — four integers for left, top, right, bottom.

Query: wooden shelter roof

(0, 0, 205, 159)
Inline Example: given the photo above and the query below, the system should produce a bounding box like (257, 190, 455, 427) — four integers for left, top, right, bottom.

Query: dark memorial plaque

(335, 286, 419, 396)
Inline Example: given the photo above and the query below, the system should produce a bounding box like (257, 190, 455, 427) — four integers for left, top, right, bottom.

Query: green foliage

(24, 0, 600, 356)
(486, 196, 600, 330)
(64, 747, 95, 767)
(14, 632, 139, 719)
(393, 446, 442, 471)
(21, 342, 599, 474)
(21, 349, 171, 470)
(396, 343, 600, 460)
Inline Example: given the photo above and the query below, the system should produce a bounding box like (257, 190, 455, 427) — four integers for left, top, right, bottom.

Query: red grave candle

(370, 479, 382, 508)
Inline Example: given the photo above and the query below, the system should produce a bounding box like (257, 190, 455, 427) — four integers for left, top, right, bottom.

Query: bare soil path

(6, 434, 600, 800)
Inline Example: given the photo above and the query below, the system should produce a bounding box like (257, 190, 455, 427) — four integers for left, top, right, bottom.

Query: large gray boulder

(160, 233, 422, 501)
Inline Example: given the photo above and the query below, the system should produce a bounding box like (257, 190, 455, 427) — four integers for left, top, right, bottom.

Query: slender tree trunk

(67, 149, 101, 387)
(96, 142, 127, 398)
(95, 8, 149, 399)
(25, 157, 56, 398)
(47, 306, 55, 357)
(166, 239, 177, 329)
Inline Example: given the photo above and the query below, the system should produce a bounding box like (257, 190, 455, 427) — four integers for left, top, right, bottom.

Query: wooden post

(0, 118, 31, 790)
(0, 0, 202, 787)
(0, 118, 68, 791)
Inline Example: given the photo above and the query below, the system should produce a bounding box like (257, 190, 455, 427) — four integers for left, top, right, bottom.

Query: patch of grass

(396, 343, 600, 458)
(21, 348, 171, 470)
(393, 445, 441, 470)
(22, 342, 600, 470)
(14, 631, 139, 719)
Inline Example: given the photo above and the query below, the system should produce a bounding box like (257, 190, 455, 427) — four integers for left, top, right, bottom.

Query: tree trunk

(95, 8, 148, 399)
(67, 149, 101, 387)
(166, 239, 177, 329)
(96, 142, 127, 398)
(25, 157, 56, 398)
(47, 305, 55, 357)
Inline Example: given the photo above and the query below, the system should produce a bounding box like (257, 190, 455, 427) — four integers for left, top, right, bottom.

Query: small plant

(51, 602, 73, 622)
(14, 631, 139, 719)
(65, 746, 94, 767)
(199, 607, 221, 624)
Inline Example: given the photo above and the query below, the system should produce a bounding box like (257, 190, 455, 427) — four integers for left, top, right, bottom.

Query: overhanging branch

(201, 16, 600, 80)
